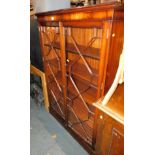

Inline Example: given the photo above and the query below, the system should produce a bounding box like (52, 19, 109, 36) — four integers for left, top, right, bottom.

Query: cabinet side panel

(104, 21, 124, 94)
(95, 111, 124, 155)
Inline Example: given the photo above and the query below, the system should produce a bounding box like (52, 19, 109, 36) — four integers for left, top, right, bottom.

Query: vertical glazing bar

(59, 22, 68, 125)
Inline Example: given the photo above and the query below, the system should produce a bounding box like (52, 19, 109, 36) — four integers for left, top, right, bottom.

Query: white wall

(32, 0, 70, 13)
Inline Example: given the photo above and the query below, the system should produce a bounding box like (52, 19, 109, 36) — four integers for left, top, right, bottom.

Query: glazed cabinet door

(38, 23, 66, 119)
(63, 25, 105, 146)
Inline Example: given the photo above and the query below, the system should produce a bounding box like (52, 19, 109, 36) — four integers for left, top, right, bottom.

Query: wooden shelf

(48, 70, 62, 84)
(47, 70, 97, 108)
(66, 43, 100, 60)
(46, 57, 98, 92)
(68, 103, 94, 125)
(70, 122, 93, 145)
(68, 97, 94, 129)
(47, 81, 63, 100)
(44, 42, 100, 60)
(46, 58, 61, 69)
(52, 99, 65, 118)
(44, 42, 60, 49)
(67, 77, 97, 106)
(81, 120, 93, 142)
(47, 80, 65, 117)
(47, 61, 97, 107)
(68, 101, 94, 144)
(47, 69, 97, 106)
(72, 98, 89, 121)
(71, 123, 88, 142)
(82, 88, 97, 105)
(67, 60, 98, 87)
(45, 57, 99, 88)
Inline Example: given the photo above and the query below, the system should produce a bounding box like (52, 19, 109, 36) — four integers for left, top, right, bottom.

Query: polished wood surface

(94, 83, 124, 155)
(95, 112, 124, 155)
(36, 2, 123, 21)
(36, 2, 124, 154)
(105, 84, 124, 118)
(94, 83, 124, 124)
(59, 22, 68, 123)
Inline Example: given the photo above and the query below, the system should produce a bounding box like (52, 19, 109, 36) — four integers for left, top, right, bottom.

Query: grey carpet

(30, 98, 88, 155)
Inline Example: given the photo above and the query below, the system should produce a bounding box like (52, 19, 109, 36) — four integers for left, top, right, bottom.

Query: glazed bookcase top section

(36, 2, 123, 22)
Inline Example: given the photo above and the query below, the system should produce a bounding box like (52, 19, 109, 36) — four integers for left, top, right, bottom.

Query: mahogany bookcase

(36, 2, 124, 154)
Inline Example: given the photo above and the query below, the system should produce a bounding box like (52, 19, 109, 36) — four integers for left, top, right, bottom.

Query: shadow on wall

(30, 16, 43, 72)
